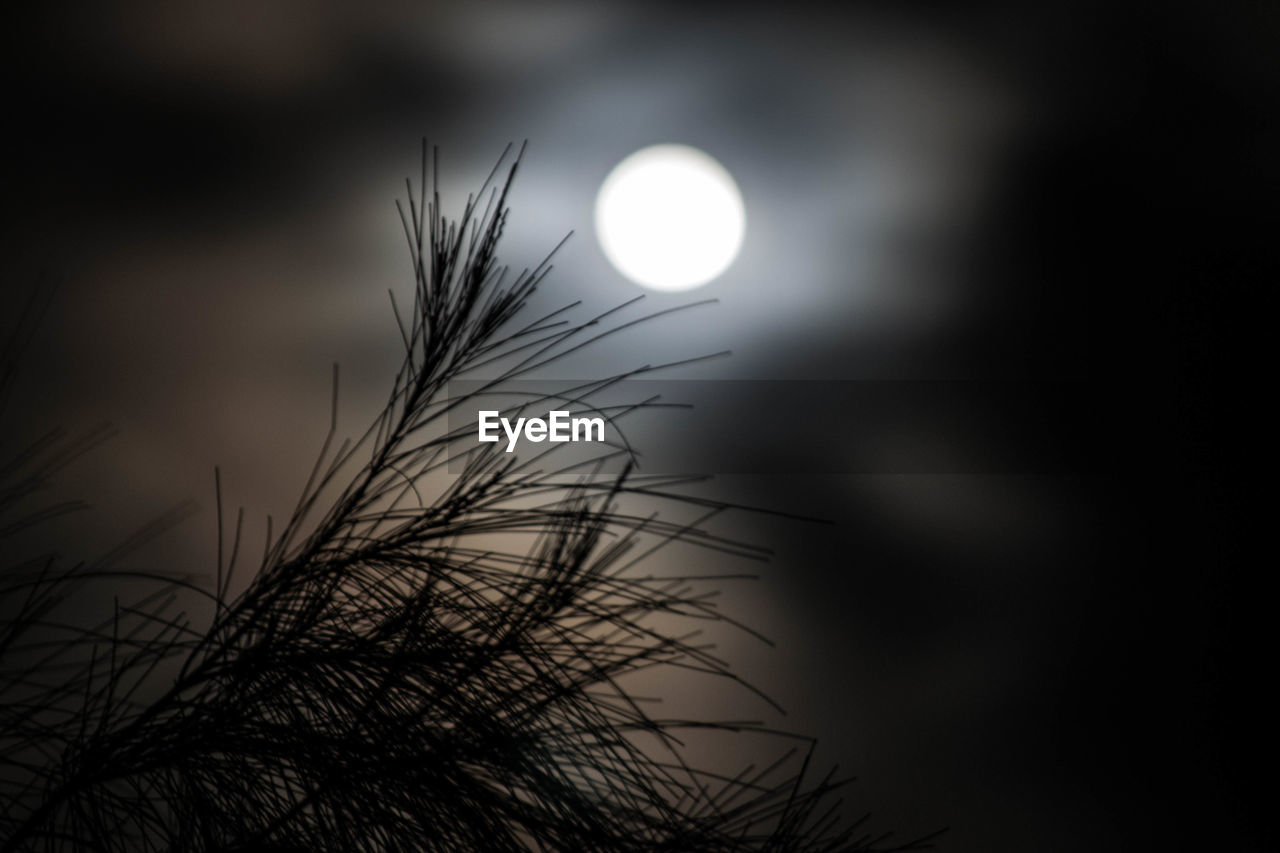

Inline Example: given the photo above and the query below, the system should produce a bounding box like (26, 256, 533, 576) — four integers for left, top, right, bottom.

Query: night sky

(2, 2, 1271, 850)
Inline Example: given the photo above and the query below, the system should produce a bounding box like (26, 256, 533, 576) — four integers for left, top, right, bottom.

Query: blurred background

(1, 1, 1271, 850)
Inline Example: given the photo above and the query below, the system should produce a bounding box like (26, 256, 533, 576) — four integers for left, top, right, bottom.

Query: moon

(595, 145, 746, 292)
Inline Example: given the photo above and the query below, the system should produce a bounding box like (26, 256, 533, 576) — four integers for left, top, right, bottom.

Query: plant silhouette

(0, 144, 930, 852)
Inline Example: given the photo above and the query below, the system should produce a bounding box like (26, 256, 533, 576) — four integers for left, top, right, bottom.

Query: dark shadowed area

(1, 1, 1270, 850)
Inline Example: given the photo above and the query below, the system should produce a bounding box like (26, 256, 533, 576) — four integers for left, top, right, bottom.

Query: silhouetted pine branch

(0, 143, 934, 852)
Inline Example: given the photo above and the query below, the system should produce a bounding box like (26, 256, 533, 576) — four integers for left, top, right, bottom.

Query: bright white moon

(595, 145, 745, 291)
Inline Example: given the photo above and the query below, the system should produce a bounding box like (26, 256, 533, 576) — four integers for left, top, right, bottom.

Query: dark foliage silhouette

(0, 144, 929, 851)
